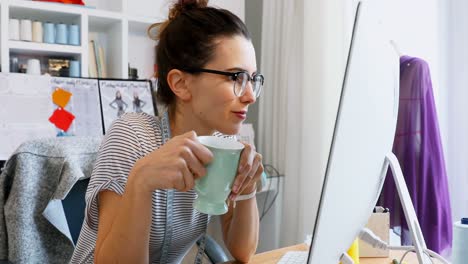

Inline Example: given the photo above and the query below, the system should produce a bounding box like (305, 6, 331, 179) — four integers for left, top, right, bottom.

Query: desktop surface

(223, 244, 442, 264)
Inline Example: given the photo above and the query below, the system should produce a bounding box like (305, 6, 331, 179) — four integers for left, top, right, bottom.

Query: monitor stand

(384, 152, 432, 264)
(340, 152, 433, 264)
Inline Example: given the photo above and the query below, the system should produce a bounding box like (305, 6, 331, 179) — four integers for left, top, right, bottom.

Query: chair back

(62, 178, 90, 245)
(0, 136, 100, 263)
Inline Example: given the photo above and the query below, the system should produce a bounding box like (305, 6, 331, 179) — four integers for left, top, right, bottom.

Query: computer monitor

(307, 1, 399, 263)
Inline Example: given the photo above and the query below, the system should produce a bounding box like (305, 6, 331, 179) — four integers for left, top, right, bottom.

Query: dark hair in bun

(148, 0, 251, 106)
(168, 0, 209, 20)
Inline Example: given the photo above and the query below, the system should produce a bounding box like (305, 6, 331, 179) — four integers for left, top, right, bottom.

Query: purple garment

(381, 56, 452, 254)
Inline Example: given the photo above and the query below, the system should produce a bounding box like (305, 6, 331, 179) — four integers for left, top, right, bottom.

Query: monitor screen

(307, 1, 399, 263)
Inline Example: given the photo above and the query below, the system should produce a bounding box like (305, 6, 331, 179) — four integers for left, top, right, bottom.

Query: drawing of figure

(109, 90, 128, 117)
(132, 91, 146, 113)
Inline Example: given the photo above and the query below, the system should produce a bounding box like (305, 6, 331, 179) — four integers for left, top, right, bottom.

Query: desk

(224, 244, 442, 264)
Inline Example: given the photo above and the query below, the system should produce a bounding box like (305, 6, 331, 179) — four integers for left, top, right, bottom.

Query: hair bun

(147, 0, 208, 41)
(169, 0, 209, 20)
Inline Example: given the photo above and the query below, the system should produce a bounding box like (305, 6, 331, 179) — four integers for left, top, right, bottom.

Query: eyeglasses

(182, 68, 264, 98)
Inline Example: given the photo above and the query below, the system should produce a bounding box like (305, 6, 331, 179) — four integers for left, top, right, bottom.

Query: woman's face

(187, 35, 257, 135)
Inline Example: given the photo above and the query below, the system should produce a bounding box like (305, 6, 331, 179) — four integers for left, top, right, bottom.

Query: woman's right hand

(129, 131, 213, 193)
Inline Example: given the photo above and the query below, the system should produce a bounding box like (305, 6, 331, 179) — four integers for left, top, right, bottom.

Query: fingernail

(229, 194, 235, 201)
(233, 185, 239, 193)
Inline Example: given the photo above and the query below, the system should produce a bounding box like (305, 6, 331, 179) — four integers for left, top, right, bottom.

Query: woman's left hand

(229, 142, 263, 201)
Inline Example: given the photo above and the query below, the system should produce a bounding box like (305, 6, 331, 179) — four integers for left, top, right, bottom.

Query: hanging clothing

(381, 56, 452, 255)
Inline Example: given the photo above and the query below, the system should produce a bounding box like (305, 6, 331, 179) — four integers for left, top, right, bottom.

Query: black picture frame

(98, 78, 157, 134)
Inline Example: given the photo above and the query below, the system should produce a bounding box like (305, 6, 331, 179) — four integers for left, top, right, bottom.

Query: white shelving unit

(0, 0, 245, 79)
(9, 40, 83, 55)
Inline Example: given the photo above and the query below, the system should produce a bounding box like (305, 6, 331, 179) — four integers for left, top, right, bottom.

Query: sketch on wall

(99, 80, 156, 133)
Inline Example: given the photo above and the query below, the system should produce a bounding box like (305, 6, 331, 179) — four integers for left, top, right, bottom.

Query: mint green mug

(194, 136, 244, 215)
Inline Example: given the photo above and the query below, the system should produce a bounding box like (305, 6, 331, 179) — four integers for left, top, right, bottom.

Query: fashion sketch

(132, 91, 146, 113)
(109, 90, 128, 117)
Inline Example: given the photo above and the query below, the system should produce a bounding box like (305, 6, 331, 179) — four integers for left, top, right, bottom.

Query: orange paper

(52, 88, 72, 108)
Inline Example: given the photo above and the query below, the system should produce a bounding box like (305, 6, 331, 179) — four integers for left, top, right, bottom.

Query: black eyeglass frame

(181, 68, 264, 97)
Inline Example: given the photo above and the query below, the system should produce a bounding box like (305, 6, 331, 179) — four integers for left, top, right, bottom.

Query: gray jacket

(0, 137, 101, 264)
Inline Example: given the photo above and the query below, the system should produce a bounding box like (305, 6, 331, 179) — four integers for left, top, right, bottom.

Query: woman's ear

(167, 69, 192, 101)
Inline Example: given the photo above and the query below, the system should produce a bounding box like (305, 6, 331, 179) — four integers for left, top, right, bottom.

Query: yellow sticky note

(347, 239, 360, 264)
(341, 239, 360, 264)
(52, 87, 72, 108)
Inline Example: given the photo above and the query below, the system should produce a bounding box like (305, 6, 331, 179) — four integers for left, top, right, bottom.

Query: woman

(71, 0, 264, 263)
(133, 91, 147, 113)
(109, 90, 128, 117)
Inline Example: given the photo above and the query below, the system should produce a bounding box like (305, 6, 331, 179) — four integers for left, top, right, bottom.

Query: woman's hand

(129, 131, 213, 193)
(229, 142, 263, 200)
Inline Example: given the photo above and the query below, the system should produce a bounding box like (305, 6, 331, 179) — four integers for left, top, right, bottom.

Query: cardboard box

(359, 211, 390, 257)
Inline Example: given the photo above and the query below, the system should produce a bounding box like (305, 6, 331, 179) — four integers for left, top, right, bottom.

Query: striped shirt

(70, 112, 212, 263)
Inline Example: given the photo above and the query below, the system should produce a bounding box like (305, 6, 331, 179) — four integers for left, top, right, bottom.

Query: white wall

(385, 0, 443, 107)
(210, 0, 245, 21)
(125, 0, 244, 21)
(439, 0, 468, 223)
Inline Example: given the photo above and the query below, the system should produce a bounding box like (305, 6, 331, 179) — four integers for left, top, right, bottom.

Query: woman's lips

(233, 111, 247, 120)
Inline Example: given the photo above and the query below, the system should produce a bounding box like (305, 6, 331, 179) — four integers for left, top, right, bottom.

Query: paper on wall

(0, 73, 55, 160)
(99, 79, 154, 133)
(50, 77, 102, 136)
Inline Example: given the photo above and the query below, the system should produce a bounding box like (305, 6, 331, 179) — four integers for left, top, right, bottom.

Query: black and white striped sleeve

(84, 117, 143, 231)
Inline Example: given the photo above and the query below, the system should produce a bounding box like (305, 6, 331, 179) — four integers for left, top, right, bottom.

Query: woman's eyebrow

(225, 67, 258, 75)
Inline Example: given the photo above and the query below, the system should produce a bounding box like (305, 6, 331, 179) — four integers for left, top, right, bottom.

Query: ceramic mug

(193, 136, 244, 215)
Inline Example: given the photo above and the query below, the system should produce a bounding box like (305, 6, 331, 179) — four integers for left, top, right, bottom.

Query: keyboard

(277, 251, 308, 264)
